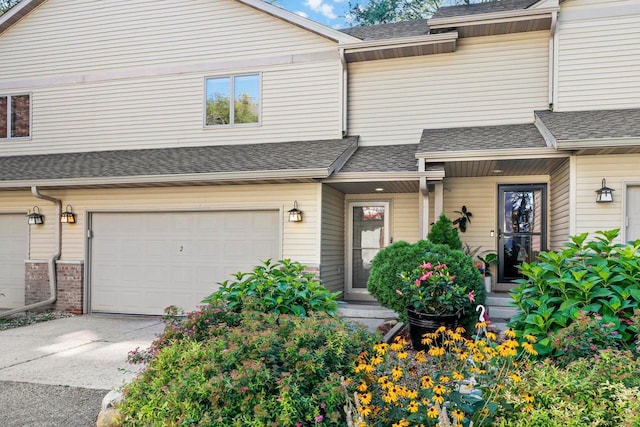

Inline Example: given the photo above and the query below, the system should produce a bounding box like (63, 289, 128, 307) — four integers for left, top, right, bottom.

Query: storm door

(347, 202, 390, 300)
(497, 185, 547, 287)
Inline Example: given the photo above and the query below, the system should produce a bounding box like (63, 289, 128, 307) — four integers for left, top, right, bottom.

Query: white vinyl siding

(23, 184, 321, 268)
(549, 159, 571, 249)
(442, 175, 550, 256)
(556, 0, 640, 111)
(574, 154, 640, 242)
(348, 31, 549, 146)
(0, 0, 342, 155)
(320, 185, 345, 295)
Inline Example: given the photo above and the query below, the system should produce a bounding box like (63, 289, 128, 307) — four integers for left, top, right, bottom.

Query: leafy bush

(202, 259, 339, 317)
(508, 229, 640, 356)
(493, 349, 640, 426)
(427, 213, 462, 250)
(120, 306, 376, 426)
(367, 240, 484, 331)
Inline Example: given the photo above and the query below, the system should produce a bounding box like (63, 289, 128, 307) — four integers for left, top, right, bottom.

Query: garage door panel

(0, 214, 28, 309)
(91, 211, 280, 315)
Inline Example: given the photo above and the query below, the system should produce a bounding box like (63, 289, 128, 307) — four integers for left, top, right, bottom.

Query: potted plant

(397, 261, 474, 349)
(477, 252, 498, 293)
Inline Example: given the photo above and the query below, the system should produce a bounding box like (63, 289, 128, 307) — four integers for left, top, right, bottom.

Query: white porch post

(419, 158, 429, 239)
(434, 181, 444, 219)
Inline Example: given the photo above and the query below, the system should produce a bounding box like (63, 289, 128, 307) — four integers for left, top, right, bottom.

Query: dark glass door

(497, 185, 547, 285)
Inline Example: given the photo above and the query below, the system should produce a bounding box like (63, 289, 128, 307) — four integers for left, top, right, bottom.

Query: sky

(274, 0, 357, 29)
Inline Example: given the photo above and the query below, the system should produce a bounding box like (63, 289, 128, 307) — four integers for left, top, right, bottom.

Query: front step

(337, 302, 398, 332)
(485, 293, 517, 332)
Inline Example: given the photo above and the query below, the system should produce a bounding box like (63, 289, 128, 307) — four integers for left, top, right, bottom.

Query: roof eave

(556, 137, 640, 150)
(0, 168, 336, 189)
(418, 147, 568, 162)
(0, 0, 46, 35)
(429, 7, 559, 28)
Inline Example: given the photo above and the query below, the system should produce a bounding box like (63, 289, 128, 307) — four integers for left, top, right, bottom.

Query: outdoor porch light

(60, 205, 77, 223)
(27, 206, 44, 225)
(596, 178, 614, 203)
(288, 201, 303, 222)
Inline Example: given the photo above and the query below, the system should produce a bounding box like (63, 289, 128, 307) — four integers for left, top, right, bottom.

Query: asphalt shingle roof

(0, 137, 358, 182)
(340, 19, 429, 40)
(339, 144, 418, 172)
(418, 123, 548, 153)
(432, 0, 538, 19)
(535, 109, 640, 141)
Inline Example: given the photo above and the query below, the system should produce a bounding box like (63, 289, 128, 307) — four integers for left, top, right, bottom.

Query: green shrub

(202, 259, 339, 317)
(120, 307, 375, 426)
(493, 349, 640, 426)
(427, 213, 462, 250)
(508, 229, 640, 356)
(367, 239, 484, 331)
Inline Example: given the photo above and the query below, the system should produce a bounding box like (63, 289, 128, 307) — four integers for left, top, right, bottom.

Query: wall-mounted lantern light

(288, 201, 303, 222)
(60, 205, 77, 223)
(27, 206, 45, 225)
(596, 178, 614, 203)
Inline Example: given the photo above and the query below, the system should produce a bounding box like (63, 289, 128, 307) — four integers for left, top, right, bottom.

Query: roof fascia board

(340, 32, 458, 50)
(429, 7, 559, 29)
(0, 0, 46, 35)
(528, 0, 560, 9)
(534, 114, 558, 149)
(0, 168, 334, 189)
(418, 147, 568, 162)
(236, 0, 360, 43)
(556, 137, 640, 150)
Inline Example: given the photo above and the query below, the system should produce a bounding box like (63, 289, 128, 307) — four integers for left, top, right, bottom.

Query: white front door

(346, 202, 389, 300)
(626, 185, 640, 241)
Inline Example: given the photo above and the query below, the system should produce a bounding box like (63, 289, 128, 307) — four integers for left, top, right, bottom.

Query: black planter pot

(406, 308, 460, 351)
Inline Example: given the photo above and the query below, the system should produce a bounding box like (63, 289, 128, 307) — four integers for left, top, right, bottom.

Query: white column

(419, 179, 430, 239)
(434, 181, 444, 219)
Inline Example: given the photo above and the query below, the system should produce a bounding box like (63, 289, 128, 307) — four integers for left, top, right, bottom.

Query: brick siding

(25, 262, 84, 314)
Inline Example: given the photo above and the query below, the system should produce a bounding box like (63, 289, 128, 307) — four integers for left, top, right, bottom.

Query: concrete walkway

(0, 314, 164, 426)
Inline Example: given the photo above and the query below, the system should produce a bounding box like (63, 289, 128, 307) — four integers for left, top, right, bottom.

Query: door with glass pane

(347, 202, 390, 300)
(497, 185, 547, 289)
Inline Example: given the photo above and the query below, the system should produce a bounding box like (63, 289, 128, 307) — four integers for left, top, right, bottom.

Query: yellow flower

(421, 375, 434, 388)
(433, 394, 444, 404)
(421, 336, 433, 346)
(504, 328, 517, 338)
(433, 384, 446, 395)
(522, 342, 538, 356)
(392, 366, 403, 381)
(439, 376, 450, 384)
(486, 331, 497, 341)
(428, 346, 446, 357)
(475, 321, 487, 329)
(415, 351, 427, 364)
(373, 343, 389, 355)
(437, 325, 447, 333)
(357, 382, 368, 392)
(451, 409, 465, 422)
(427, 406, 439, 418)
(452, 371, 464, 381)
(397, 351, 408, 360)
(407, 400, 419, 413)
(360, 406, 371, 417)
(455, 326, 466, 334)
(523, 393, 534, 403)
(371, 355, 383, 365)
(356, 421, 367, 427)
(510, 374, 522, 383)
(524, 334, 537, 343)
(392, 420, 409, 427)
(359, 392, 372, 405)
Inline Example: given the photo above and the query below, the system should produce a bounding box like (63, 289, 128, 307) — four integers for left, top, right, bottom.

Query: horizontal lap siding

(14, 183, 321, 266)
(348, 32, 549, 146)
(443, 175, 550, 258)
(320, 185, 345, 295)
(549, 159, 570, 250)
(575, 155, 640, 242)
(557, 0, 640, 110)
(0, 0, 342, 154)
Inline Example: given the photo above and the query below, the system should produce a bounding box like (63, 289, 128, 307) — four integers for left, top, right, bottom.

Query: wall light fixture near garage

(27, 206, 45, 225)
(288, 201, 303, 222)
(596, 178, 615, 203)
(60, 205, 77, 223)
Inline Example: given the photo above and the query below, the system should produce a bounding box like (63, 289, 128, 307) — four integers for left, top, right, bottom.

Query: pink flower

(315, 415, 324, 422)
(241, 387, 248, 394)
(395, 289, 404, 296)
(468, 291, 475, 302)
(161, 386, 169, 392)
(420, 262, 432, 269)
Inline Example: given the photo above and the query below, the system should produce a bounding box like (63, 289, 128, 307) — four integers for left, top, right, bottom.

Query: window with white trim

(205, 74, 260, 126)
(0, 94, 30, 139)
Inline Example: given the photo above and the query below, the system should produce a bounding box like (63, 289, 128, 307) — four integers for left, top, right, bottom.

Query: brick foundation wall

(25, 261, 84, 314)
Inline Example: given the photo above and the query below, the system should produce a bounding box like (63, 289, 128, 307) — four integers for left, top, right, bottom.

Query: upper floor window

(0, 94, 31, 139)
(205, 74, 260, 126)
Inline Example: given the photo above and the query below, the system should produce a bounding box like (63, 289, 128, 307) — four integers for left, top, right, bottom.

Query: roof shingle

(432, 0, 538, 19)
(535, 109, 640, 141)
(340, 19, 429, 40)
(339, 144, 418, 172)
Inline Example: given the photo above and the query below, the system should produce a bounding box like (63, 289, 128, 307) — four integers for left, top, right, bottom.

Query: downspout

(339, 48, 348, 137)
(548, 10, 558, 110)
(0, 186, 61, 318)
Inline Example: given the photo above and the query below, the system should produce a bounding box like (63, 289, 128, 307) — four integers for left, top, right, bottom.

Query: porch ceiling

(326, 180, 419, 194)
(443, 157, 567, 177)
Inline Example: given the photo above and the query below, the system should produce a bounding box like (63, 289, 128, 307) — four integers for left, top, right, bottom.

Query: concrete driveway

(0, 314, 164, 426)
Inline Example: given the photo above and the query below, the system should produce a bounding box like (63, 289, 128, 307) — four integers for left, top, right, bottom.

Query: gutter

(428, 7, 560, 29)
(548, 10, 558, 109)
(0, 187, 61, 318)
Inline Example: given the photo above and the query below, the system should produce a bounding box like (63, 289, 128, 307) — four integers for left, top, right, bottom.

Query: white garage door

(90, 210, 280, 315)
(0, 214, 28, 310)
